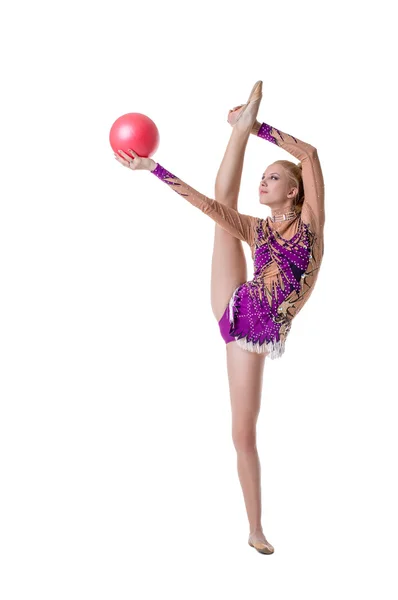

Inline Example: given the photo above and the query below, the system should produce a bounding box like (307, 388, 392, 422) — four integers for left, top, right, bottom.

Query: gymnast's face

(259, 164, 297, 209)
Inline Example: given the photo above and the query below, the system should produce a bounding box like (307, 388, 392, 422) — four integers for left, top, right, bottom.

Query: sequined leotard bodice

(150, 121, 325, 359)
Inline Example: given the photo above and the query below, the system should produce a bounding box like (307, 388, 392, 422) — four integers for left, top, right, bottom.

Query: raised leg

(210, 127, 251, 321)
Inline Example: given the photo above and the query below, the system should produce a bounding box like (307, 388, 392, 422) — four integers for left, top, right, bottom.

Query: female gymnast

(114, 81, 325, 554)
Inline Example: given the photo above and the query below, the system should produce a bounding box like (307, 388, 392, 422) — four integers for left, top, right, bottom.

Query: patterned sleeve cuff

(150, 163, 176, 180)
(257, 122, 277, 145)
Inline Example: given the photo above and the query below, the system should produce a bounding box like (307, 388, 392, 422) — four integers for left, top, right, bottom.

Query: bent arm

(150, 163, 256, 246)
(253, 121, 325, 231)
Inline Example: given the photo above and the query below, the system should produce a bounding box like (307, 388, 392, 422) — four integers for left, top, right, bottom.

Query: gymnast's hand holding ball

(114, 148, 156, 172)
(110, 112, 159, 172)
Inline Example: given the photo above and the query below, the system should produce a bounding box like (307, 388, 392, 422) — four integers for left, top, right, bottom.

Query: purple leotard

(150, 121, 325, 359)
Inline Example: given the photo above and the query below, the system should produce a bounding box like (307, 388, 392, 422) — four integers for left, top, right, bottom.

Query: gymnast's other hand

(114, 149, 156, 171)
(228, 107, 260, 135)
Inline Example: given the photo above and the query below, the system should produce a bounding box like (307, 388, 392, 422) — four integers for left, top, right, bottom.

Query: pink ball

(109, 113, 159, 158)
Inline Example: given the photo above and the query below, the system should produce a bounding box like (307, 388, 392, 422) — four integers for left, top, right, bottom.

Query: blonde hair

(272, 160, 304, 211)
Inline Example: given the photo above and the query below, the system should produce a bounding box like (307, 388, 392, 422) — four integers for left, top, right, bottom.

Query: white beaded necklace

(270, 209, 297, 223)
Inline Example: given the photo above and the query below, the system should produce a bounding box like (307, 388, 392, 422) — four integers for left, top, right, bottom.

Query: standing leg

(226, 342, 274, 553)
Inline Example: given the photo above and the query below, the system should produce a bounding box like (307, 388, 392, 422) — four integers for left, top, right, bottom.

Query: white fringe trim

(235, 336, 286, 359)
(228, 285, 287, 359)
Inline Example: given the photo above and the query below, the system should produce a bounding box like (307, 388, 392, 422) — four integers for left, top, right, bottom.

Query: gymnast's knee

(231, 427, 257, 453)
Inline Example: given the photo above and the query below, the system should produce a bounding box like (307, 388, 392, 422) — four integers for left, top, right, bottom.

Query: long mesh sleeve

(150, 163, 257, 246)
(256, 122, 325, 231)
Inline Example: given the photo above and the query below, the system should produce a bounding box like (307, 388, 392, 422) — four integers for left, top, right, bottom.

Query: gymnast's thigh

(211, 225, 247, 321)
(226, 342, 266, 434)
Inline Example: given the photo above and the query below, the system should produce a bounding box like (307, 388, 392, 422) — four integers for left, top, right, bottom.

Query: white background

(1, 0, 397, 598)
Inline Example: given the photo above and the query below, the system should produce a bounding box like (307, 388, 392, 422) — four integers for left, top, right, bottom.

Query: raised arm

(253, 121, 325, 231)
(150, 163, 257, 246)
